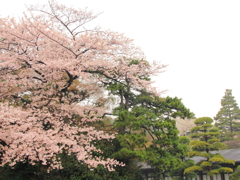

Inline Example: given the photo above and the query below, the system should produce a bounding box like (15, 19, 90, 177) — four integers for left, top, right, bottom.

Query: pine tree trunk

(199, 171, 203, 180)
(221, 173, 225, 180)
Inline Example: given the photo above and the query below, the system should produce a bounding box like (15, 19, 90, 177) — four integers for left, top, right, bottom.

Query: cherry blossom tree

(0, 0, 164, 172)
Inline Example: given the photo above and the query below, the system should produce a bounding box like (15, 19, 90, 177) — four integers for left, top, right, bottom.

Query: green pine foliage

(185, 117, 235, 177)
(112, 89, 194, 179)
(170, 136, 197, 180)
(86, 58, 195, 179)
(214, 89, 240, 141)
(230, 165, 240, 180)
(102, 59, 195, 178)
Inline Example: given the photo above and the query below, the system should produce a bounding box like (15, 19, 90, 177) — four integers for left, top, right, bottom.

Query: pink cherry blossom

(0, 0, 165, 172)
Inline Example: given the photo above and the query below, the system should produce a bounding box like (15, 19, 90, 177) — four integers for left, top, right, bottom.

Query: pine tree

(185, 117, 234, 180)
(214, 89, 240, 141)
(230, 165, 240, 180)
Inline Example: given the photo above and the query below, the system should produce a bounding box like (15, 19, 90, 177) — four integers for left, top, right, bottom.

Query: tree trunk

(221, 173, 225, 180)
(199, 171, 203, 180)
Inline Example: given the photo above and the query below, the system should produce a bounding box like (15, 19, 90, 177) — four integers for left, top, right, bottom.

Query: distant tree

(185, 117, 235, 180)
(214, 89, 240, 141)
(224, 139, 240, 149)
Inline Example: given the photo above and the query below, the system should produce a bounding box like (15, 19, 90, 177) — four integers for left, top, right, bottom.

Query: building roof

(191, 149, 240, 163)
(138, 162, 153, 169)
(139, 149, 240, 169)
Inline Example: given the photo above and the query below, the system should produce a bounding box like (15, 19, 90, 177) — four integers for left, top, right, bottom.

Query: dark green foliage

(230, 165, 240, 180)
(94, 138, 144, 180)
(170, 136, 197, 180)
(0, 137, 143, 180)
(112, 91, 194, 179)
(0, 149, 143, 180)
(0, 161, 40, 180)
(214, 89, 240, 141)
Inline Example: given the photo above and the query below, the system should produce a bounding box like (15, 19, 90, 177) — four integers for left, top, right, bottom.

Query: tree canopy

(214, 89, 240, 141)
(109, 81, 194, 179)
(0, 0, 165, 172)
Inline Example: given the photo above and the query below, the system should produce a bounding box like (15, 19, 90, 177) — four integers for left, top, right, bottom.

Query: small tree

(185, 117, 235, 180)
(214, 89, 240, 141)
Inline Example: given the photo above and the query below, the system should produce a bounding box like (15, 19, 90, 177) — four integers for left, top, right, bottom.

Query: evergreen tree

(91, 58, 194, 179)
(170, 136, 196, 180)
(113, 93, 194, 180)
(185, 117, 235, 180)
(214, 89, 240, 141)
(230, 165, 240, 180)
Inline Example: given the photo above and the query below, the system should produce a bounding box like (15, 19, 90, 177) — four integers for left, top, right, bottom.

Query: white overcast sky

(2, 0, 240, 118)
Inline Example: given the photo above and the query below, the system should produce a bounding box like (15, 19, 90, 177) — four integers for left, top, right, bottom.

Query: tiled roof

(191, 148, 240, 163)
(139, 149, 240, 169)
